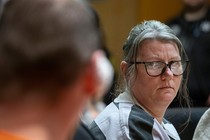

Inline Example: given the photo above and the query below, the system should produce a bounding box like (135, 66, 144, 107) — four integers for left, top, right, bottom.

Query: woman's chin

(158, 92, 176, 105)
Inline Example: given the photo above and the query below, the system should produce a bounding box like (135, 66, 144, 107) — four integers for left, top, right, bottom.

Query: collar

(114, 91, 152, 116)
(0, 131, 27, 140)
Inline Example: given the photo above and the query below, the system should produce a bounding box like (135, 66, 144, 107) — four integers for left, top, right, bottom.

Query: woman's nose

(161, 67, 173, 80)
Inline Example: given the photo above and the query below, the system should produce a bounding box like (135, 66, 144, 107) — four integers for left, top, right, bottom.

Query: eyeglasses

(129, 60, 189, 77)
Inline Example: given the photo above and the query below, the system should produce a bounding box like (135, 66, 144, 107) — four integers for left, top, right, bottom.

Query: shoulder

(73, 122, 96, 140)
(128, 105, 155, 139)
(193, 108, 210, 140)
(166, 15, 185, 36)
(166, 12, 184, 26)
(91, 98, 135, 126)
(90, 101, 135, 140)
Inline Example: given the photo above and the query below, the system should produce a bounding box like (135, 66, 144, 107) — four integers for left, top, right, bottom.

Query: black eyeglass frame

(129, 60, 190, 77)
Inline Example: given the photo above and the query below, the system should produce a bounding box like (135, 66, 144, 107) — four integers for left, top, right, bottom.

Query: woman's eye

(171, 61, 181, 68)
(147, 62, 161, 68)
(147, 62, 155, 67)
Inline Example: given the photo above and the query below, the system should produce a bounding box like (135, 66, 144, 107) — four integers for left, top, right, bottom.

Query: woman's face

(131, 39, 182, 110)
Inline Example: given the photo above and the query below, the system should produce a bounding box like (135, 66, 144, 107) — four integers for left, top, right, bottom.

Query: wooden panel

(91, 0, 208, 73)
(92, 0, 138, 73)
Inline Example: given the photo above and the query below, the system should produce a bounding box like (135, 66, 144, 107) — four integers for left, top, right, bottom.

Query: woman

(90, 20, 190, 140)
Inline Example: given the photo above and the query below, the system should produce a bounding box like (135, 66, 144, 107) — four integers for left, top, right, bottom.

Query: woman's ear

(120, 61, 128, 78)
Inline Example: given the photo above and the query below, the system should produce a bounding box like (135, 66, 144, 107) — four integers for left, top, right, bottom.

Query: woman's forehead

(137, 40, 180, 59)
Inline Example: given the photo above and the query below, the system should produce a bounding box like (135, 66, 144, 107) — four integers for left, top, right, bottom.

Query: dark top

(73, 122, 96, 140)
(167, 8, 210, 107)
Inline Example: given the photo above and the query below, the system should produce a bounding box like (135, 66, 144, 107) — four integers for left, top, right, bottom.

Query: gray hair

(116, 20, 190, 107)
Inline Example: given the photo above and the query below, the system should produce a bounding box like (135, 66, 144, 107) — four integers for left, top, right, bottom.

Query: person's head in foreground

(0, 0, 113, 140)
(90, 20, 190, 140)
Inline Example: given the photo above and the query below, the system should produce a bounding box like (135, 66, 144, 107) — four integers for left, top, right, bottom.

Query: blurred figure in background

(0, 0, 113, 140)
(79, 7, 114, 126)
(89, 5, 116, 106)
(167, 0, 210, 107)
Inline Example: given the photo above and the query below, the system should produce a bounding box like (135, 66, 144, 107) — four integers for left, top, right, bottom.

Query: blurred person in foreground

(0, 0, 113, 140)
(193, 108, 210, 139)
(90, 20, 190, 140)
(167, 0, 210, 107)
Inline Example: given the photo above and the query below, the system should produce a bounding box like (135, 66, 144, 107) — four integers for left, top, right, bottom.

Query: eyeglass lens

(145, 61, 187, 77)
